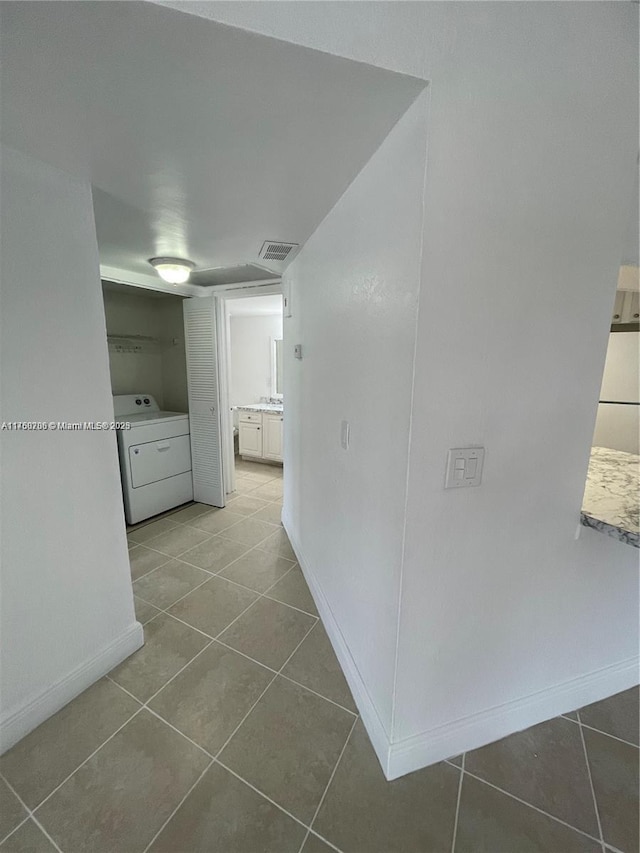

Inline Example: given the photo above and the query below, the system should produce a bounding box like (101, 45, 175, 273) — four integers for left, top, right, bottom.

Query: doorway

(215, 286, 284, 499)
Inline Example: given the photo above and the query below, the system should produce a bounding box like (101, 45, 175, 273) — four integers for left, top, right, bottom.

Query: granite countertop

(236, 403, 283, 414)
(581, 446, 639, 548)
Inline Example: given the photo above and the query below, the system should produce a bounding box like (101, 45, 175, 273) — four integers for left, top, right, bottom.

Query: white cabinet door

(239, 422, 263, 458)
(263, 414, 283, 461)
(183, 297, 224, 506)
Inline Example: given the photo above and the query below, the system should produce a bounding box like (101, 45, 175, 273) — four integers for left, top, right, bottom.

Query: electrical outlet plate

(445, 447, 485, 488)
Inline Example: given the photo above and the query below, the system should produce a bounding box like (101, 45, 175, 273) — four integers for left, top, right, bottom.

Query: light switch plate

(445, 447, 485, 488)
(294, 344, 302, 360)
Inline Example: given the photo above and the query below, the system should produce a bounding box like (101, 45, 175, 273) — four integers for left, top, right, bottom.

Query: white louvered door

(183, 297, 224, 506)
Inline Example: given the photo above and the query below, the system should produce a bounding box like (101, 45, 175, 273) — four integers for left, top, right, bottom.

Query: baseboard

(0, 621, 144, 754)
(282, 514, 638, 782)
(387, 655, 640, 780)
(282, 514, 393, 776)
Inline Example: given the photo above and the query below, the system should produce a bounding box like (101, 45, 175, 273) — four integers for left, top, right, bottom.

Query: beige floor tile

(180, 535, 251, 572)
(232, 480, 266, 496)
(267, 566, 318, 615)
(465, 716, 600, 837)
(455, 774, 601, 853)
(133, 595, 161, 625)
(282, 622, 356, 712)
(109, 614, 209, 702)
(300, 833, 335, 853)
(251, 480, 284, 502)
(149, 643, 273, 755)
(314, 720, 459, 853)
(35, 711, 209, 853)
(225, 495, 271, 516)
(0, 820, 57, 852)
(219, 549, 295, 593)
(239, 469, 280, 485)
(148, 762, 305, 853)
(0, 778, 27, 841)
(187, 508, 245, 536)
(126, 517, 181, 545)
(144, 525, 212, 558)
(168, 576, 258, 637)
(579, 686, 639, 746)
(252, 502, 283, 525)
(259, 527, 295, 559)
(583, 726, 639, 853)
(129, 545, 171, 581)
(133, 560, 210, 610)
(221, 517, 279, 547)
(218, 597, 316, 671)
(0, 679, 139, 810)
(219, 677, 353, 823)
(168, 503, 212, 524)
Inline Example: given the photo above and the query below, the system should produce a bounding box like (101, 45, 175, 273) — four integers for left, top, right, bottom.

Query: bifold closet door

(183, 296, 224, 506)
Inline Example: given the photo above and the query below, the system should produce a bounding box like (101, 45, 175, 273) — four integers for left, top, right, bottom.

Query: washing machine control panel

(113, 394, 160, 417)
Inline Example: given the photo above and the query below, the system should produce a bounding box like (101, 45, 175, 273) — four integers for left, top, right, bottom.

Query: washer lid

(124, 411, 189, 427)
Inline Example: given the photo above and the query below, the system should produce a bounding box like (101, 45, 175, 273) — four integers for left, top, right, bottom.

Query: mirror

(272, 338, 283, 397)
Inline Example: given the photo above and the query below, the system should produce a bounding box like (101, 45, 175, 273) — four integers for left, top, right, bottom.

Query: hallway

(0, 463, 637, 852)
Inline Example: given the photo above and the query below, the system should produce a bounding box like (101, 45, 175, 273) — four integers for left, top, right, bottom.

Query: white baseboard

(387, 655, 640, 780)
(0, 621, 144, 754)
(282, 514, 393, 776)
(282, 514, 639, 782)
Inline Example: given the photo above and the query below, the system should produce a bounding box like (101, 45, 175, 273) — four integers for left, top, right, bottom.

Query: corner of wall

(282, 512, 394, 778)
(0, 621, 143, 755)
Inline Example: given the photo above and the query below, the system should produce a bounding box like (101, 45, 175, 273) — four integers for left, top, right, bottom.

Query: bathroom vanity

(236, 403, 283, 463)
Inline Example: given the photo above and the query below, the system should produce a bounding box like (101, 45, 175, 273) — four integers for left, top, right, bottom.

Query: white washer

(113, 394, 193, 524)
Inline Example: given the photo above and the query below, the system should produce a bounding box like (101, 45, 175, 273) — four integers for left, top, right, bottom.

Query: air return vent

(259, 241, 299, 262)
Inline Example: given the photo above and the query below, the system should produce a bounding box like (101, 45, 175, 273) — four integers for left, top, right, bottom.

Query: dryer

(113, 394, 193, 524)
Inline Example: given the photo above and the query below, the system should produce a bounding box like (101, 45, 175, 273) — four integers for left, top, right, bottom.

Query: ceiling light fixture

(148, 257, 195, 284)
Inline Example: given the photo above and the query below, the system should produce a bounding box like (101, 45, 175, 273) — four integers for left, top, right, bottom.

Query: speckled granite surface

(236, 403, 283, 414)
(581, 446, 639, 548)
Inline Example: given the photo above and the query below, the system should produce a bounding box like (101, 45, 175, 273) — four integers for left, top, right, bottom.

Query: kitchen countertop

(581, 446, 639, 548)
(236, 403, 283, 414)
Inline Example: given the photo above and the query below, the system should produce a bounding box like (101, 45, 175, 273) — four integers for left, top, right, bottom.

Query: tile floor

(0, 458, 638, 852)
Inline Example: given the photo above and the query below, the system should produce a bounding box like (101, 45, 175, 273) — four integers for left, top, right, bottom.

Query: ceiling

(227, 295, 283, 317)
(1, 2, 426, 289)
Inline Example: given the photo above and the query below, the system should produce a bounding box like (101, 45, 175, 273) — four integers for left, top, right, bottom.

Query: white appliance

(113, 394, 193, 524)
(592, 332, 640, 455)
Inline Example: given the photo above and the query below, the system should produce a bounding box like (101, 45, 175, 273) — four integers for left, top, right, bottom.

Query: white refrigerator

(592, 331, 640, 455)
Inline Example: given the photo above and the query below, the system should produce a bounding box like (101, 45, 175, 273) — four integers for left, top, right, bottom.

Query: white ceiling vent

(259, 241, 299, 262)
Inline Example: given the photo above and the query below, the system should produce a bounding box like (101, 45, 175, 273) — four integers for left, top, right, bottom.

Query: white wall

(0, 147, 142, 752)
(229, 314, 283, 408)
(592, 332, 640, 454)
(282, 91, 429, 743)
(103, 290, 165, 407)
(194, 1, 639, 779)
(396, 3, 639, 775)
(102, 290, 188, 413)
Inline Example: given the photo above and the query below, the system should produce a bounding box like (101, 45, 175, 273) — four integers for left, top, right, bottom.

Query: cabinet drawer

(238, 412, 263, 424)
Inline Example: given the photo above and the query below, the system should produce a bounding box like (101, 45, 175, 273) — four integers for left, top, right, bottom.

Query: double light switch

(445, 447, 485, 488)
